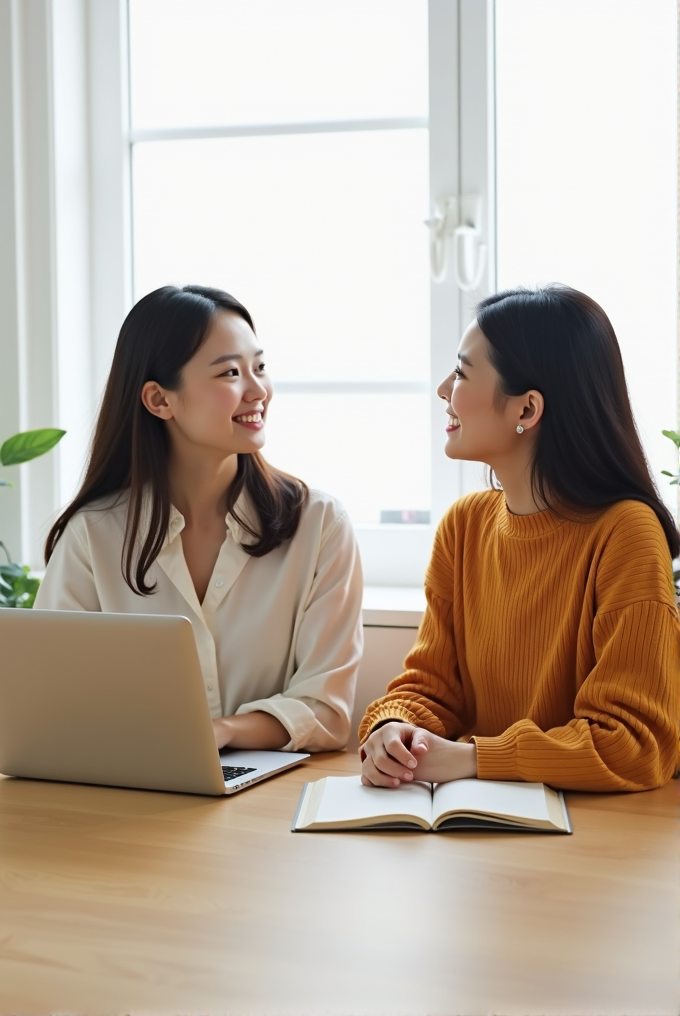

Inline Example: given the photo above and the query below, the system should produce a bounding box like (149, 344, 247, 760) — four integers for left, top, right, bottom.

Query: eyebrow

(209, 349, 264, 366)
(458, 352, 473, 366)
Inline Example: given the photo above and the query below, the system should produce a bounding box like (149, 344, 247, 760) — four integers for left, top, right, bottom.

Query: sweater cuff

(358, 705, 420, 745)
(472, 727, 519, 781)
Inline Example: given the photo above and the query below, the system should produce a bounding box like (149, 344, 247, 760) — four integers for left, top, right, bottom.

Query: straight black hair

(476, 285, 679, 560)
(45, 285, 309, 593)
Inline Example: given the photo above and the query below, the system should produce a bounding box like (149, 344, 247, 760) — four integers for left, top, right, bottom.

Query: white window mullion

(428, 0, 495, 527)
(52, 0, 95, 515)
(428, 0, 463, 528)
(459, 0, 496, 299)
(130, 116, 428, 144)
(457, 0, 496, 500)
(88, 0, 133, 404)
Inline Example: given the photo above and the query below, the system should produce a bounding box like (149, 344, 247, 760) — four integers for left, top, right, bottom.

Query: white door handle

(424, 194, 486, 291)
(424, 197, 458, 283)
(453, 224, 487, 292)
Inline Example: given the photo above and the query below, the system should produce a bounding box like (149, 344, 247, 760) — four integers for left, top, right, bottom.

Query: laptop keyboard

(221, 765, 257, 783)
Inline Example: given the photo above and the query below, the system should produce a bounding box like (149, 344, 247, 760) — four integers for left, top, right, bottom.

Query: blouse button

(215, 579, 224, 588)
(207, 684, 213, 691)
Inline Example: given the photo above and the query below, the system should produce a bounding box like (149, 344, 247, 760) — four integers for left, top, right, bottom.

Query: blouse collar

(166, 488, 260, 548)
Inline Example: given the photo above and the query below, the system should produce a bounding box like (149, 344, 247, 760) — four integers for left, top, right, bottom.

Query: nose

(245, 373, 269, 401)
(437, 374, 453, 402)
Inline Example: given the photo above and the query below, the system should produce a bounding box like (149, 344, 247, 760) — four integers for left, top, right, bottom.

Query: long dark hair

(45, 285, 309, 594)
(476, 285, 679, 559)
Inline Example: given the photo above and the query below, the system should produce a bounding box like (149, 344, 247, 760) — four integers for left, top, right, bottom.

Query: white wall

(350, 624, 420, 751)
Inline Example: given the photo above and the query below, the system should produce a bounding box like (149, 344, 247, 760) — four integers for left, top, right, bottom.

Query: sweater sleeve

(473, 503, 680, 792)
(358, 513, 471, 743)
(473, 600, 679, 791)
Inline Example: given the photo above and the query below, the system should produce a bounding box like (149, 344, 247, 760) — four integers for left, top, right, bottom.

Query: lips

(446, 414, 461, 432)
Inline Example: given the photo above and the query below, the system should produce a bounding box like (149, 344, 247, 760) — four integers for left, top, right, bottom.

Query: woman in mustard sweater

(359, 285, 679, 792)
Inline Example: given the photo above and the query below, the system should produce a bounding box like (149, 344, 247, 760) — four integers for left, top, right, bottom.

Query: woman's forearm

(213, 711, 290, 750)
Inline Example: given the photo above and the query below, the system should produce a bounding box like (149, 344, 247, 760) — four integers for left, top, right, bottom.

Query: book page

(296, 774, 433, 830)
(432, 779, 566, 830)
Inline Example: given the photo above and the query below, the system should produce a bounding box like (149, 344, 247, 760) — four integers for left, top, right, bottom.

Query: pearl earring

(516, 425, 524, 434)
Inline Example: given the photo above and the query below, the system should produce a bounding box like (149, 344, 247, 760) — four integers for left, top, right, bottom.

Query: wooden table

(0, 752, 677, 1016)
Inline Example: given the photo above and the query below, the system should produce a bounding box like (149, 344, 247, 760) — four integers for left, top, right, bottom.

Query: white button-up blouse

(34, 488, 364, 751)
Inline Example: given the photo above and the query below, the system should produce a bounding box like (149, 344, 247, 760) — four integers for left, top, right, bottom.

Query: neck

(489, 448, 547, 516)
(167, 448, 240, 527)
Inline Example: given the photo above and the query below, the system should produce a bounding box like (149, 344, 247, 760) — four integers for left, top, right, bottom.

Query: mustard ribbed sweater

(359, 491, 680, 791)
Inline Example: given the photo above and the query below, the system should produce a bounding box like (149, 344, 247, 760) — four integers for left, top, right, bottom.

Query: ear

(141, 380, 174, 420)
(518, 390, 544, 431)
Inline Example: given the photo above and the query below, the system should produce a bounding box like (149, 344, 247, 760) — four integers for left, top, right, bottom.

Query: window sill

(28, 576, 427, 627)
(362, 585, 426, 628)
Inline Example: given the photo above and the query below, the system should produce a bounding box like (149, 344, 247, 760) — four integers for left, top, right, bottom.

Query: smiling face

(141, 310, 272, 458)
(437, 320, 543, 468)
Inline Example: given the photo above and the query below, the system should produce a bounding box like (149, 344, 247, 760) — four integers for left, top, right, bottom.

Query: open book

(293, 775, 571, 833)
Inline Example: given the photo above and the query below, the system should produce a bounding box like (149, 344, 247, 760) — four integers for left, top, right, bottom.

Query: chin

(444, 438, 481, 463)
(237, 437, 267, 454)
(444, 436, 464, 460)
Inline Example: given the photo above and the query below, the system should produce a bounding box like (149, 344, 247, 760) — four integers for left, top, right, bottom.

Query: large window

(2, 0, 676, 575)
(129, 0, 431, 525)
(129, 0, 678, 537)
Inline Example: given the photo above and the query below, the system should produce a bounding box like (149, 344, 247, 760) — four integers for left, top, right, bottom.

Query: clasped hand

(360, 721, 477, 787)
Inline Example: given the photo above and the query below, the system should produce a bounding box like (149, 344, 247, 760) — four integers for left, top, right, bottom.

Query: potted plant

(661, 428, 680, 600)
(0, 429, 65, 608)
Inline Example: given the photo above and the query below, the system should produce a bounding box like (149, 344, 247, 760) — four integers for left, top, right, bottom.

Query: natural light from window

(129, 0, 431, 524)
(495, 0, 678, 508)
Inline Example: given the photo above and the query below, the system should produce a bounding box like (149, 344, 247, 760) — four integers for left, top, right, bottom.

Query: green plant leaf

(0, 563, 40, 608)
(661, 429, 680, 449)
(0, 428, 66, 466)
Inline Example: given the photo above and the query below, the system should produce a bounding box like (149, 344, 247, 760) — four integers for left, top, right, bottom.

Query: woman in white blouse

(36, 285, 363, 753)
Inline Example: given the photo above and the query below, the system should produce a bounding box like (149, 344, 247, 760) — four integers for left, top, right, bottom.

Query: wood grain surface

(0, 752, 677, 1015)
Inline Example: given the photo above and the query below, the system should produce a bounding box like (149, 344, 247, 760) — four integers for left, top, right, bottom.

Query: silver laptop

(0, 608, 309, 795)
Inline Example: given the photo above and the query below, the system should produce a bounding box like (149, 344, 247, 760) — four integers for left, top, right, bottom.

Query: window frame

(124, 0, 497, 585)
(4, 0, 677, 579)
(0, 0, 495, 583)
